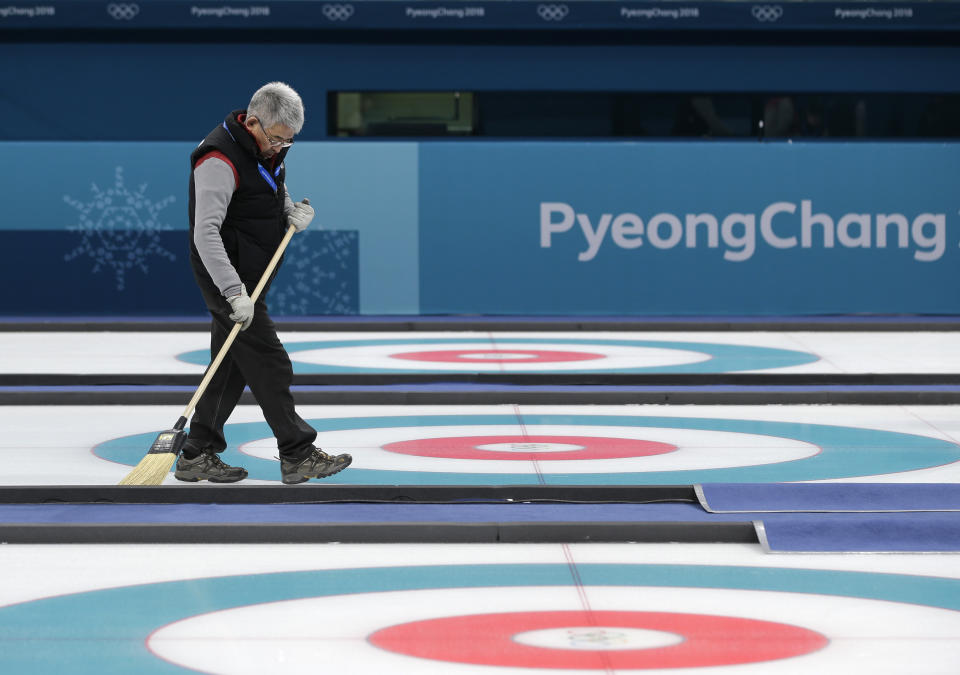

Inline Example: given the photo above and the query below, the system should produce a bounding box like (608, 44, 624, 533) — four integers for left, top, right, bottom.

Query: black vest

(188, 110, 290, 308)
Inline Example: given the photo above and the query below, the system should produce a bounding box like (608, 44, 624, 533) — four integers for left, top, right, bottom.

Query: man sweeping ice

(175, 81, 352, 484)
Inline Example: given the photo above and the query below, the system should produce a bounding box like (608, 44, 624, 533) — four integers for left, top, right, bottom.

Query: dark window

(330, 91, 960, 139)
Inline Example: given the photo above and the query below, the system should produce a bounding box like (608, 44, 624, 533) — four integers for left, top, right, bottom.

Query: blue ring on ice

(1, 563, 958, 674)
(93, 413, 960, 484)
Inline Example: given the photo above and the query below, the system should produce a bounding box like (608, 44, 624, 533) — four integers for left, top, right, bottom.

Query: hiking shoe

(281, 446, 352, 485)
(174, 450, 248, 483)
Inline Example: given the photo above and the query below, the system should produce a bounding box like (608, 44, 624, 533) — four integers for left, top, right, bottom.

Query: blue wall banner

(418, 142, 960, 315)
(2, 140, 959, 316)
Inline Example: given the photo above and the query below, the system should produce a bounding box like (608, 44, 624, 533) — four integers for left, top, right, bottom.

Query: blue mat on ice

(696, 483, 960, 513)
(3, 502, 960, 553)
(694, 483, 960, 551)
(756, 513, 960, 553)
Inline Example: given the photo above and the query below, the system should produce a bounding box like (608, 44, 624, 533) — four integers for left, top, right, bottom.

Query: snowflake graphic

(271, 230, 358, 314)
(63, 166, 177, 291)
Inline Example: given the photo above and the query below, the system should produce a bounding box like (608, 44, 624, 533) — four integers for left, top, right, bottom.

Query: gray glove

(227, 289, 254, 331)
(288, 199, 315, 232)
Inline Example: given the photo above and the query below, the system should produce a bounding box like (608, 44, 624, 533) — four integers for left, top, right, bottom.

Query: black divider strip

(4, 390, 960, 405)
(5, 373, 960, 386)
(3, 319, 960, 332)
(0, 484, 696, 504)
(0, 521, 756, 544)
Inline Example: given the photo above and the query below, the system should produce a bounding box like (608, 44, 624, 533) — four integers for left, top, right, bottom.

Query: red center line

(486, 331, 508, 374)
(512, 404, 545, 484)
(562, 543, 616, 675)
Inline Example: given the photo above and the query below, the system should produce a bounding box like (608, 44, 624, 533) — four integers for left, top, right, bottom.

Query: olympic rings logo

(106, 3, 139, 20)
(537, 4, 569, 21)
(322, 3, 355, 21)
(751, 5, 783, 22)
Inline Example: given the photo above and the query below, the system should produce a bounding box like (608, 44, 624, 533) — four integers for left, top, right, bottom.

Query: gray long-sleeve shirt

(193, 156, 294, 299)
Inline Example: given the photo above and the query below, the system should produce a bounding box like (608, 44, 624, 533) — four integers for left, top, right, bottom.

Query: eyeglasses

(253, 118, 294, 148)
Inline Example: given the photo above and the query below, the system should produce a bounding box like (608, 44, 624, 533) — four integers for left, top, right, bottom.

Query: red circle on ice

(389, 349, 604, 363)
(381, 435, 678, 461)
(367, 610, 829, 669)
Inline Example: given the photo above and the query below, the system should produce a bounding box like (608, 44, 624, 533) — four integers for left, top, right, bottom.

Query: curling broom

(119, 220, 300, 486)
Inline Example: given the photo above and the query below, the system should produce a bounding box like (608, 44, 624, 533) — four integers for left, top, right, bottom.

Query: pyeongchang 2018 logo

(322, 3, 354, 21)
(106, 3, 139, 20)
(540, 201, 947, 262)
(537, 4, 568, 21)
(751, 4, 783, 22)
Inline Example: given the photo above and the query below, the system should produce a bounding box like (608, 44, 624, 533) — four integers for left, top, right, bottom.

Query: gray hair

(247, 82, 304, 133)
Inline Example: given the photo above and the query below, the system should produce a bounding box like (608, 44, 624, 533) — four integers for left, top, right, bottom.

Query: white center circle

(475, 442, 585, 453)
(513, 626, 685, 651)
(460, 352, 539, 360)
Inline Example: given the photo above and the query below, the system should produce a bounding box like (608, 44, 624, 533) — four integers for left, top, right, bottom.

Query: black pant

(186, 300, 316, 462)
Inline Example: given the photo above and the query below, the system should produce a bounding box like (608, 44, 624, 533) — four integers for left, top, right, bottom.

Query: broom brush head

(118, 426, 187, 486)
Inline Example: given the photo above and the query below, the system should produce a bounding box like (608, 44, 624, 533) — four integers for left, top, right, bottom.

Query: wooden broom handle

(180, 222, 298, 422)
